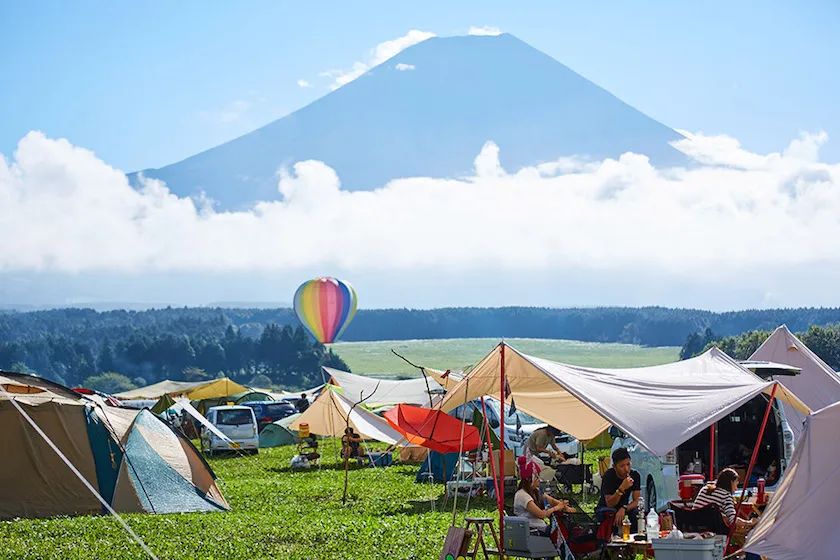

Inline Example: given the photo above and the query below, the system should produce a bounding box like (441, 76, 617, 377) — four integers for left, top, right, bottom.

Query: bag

(290, 454, 310, 469)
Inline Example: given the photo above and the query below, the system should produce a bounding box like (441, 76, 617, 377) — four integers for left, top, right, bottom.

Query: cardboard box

(492, 449, 516, 477)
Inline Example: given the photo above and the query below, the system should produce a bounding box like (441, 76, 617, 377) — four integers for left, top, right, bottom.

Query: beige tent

(289, 386, 404, 444)
(115, 377, 248, 401)
(0, 371, 227, 518)
(745, 400, 840, 559)
(749, 325, 840, 442)
(438, 343, 809, 456)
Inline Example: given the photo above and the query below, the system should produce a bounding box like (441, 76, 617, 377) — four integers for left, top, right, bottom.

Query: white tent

(323, 367, 441, 408)
(288, 386, 404, 445)
(744, 401, 840, 559)
(438, 343, 808, 457)
(749, 325, 840, 442)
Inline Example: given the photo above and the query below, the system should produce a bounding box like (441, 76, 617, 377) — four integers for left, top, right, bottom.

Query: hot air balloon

(293, 277, 358, 344)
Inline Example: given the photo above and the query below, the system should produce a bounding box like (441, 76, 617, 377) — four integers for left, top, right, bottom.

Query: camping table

(605, 535, 653, 560)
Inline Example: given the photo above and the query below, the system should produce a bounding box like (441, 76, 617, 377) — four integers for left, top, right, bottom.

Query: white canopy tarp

(438, 344, 809, 457)
(749, 325, 840, 442)
(288, 386, 404, 445)
(744, 401, 840, 559)
(323, 367, 441, 408)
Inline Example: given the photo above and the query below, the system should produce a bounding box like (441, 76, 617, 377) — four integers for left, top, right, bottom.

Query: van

(610, 393, 795, 512)
(201, 405, 259, 456)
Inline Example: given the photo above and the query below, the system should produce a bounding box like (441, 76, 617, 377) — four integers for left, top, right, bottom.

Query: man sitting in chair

(341, 427, 363, 460)
(596, 447, 641, 532)
(526, 425, 569, 482)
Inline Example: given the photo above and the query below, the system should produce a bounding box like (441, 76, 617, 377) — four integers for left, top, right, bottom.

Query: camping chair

(504, 517, 565, 559)
(553, 463, 592, 496)
(552, 508, 599, 556)
(669, 501, 730, 535)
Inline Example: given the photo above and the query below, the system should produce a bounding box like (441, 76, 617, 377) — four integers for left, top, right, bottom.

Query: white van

(201, 405, 259, 455)
(610, 393, 795, 512)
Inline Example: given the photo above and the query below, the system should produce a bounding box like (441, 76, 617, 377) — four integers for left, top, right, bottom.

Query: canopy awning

(288, 386, 404, 445)
(438, 344, 809, 457)
(324, 367, 442, 408)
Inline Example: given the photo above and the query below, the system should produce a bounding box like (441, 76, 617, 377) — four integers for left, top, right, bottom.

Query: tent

(230, 389, 274, 404)
(259, 421, 298, 447)
(114, 378, 248, 401)
(744, 401, 840, 559)
(0, 371, 228, 518)
(289, 386, 405, 444)
(324, 367, 442, 408)
(438, 343, 809, 457)
(114, 379, 209, 400)
(749, 325, 840, 442)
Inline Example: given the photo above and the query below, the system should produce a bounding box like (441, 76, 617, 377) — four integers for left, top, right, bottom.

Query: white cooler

(651, 536, 725, 560)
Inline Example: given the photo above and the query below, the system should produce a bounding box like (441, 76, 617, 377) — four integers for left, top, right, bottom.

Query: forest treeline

(679, 323, 840, 370)
(2, 306, 840, 390)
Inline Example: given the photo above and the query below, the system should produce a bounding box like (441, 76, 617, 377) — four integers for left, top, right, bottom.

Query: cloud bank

(322, 29, 435, 90)
(1, 130, 838, 306)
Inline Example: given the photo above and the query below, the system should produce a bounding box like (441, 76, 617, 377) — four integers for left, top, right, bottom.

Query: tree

(249, 373, 273, 388)
(98, 342, 117, 373)
(182, 367, 211, 382)
(82, 372, 136, 394)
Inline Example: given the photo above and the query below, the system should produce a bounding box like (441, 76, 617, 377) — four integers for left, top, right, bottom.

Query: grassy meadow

(0, 442, 615, 560)
(331, 337, 680, 377)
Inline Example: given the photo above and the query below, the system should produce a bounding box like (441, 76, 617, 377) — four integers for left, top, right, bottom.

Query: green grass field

(0, 442, 616, 560)
(331, 338, 680, 377)
(0, 339, 667, 559)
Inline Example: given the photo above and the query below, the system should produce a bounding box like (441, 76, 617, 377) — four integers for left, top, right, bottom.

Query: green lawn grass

(0, 443, 498, 559)
(331, 338, 680, 377)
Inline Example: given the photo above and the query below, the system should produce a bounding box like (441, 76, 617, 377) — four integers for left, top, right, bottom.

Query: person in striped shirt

(692, 468, 757, 531)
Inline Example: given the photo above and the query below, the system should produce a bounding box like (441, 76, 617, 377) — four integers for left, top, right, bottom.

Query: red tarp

(384, 403, 480, 454)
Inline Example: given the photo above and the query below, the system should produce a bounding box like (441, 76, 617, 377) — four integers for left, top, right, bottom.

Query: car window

(216, 409, 253, 425)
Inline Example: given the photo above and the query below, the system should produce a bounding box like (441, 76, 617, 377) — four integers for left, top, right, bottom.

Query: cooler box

(651, 536, 724, 560)
(679, 474, 705, 501)
(367, 451, 393, 467)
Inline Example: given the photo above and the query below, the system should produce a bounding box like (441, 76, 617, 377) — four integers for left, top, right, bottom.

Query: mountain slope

(133, 34, 686, 208)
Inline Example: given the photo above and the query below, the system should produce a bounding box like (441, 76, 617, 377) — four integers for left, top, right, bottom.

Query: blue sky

(2, 1, 838, 172)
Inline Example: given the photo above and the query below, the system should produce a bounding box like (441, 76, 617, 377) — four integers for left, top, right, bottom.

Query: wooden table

(604, 535, 653, 559)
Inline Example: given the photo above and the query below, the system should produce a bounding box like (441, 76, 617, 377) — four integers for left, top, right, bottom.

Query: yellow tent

(178, 378, 248, 401)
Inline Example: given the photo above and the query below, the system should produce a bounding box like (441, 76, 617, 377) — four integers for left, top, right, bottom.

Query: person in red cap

(513, 456, 574, 536)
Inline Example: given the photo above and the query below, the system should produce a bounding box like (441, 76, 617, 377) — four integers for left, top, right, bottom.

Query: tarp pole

(499, 342, 506, 556)
(481, 396, 501, 500)
(725, 383, 777, 552)
(709, 422, 716, 481)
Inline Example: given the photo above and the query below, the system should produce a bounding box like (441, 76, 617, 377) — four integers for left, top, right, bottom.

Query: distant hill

(131, 33, 686, 209)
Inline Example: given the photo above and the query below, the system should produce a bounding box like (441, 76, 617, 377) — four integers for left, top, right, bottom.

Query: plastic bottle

(757, 477, 766, 505)
(646, 508, 659, 541)
(622, 515, 631, 541)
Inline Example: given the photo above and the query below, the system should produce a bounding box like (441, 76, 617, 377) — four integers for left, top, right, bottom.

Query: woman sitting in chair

(341, 427, 363, 460)
(514, 456, 575, 537)
(692, 468, 757, 532)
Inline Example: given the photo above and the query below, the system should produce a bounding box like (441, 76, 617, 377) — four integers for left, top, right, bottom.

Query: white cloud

(468, 26, 502, 36)
(324, 29, 435, 90)
(394, 63, 415, 71)
(1, 130, 839, 307)
(296, 79, 312, 88)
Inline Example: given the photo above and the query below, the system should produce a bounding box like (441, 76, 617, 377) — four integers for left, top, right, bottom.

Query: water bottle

(646, 508, 659, 541)
(637, 497, 646, 535)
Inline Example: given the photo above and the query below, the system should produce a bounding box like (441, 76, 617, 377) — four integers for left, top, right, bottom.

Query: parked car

(201, 405, 259, 455)
(450, 397, 579, 456)
(610, 394, 795, 512)
(241, 400, 297, 432)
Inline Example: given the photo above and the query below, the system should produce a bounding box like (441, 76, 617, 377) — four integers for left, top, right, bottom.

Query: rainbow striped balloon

(293, 277, 358, 343)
